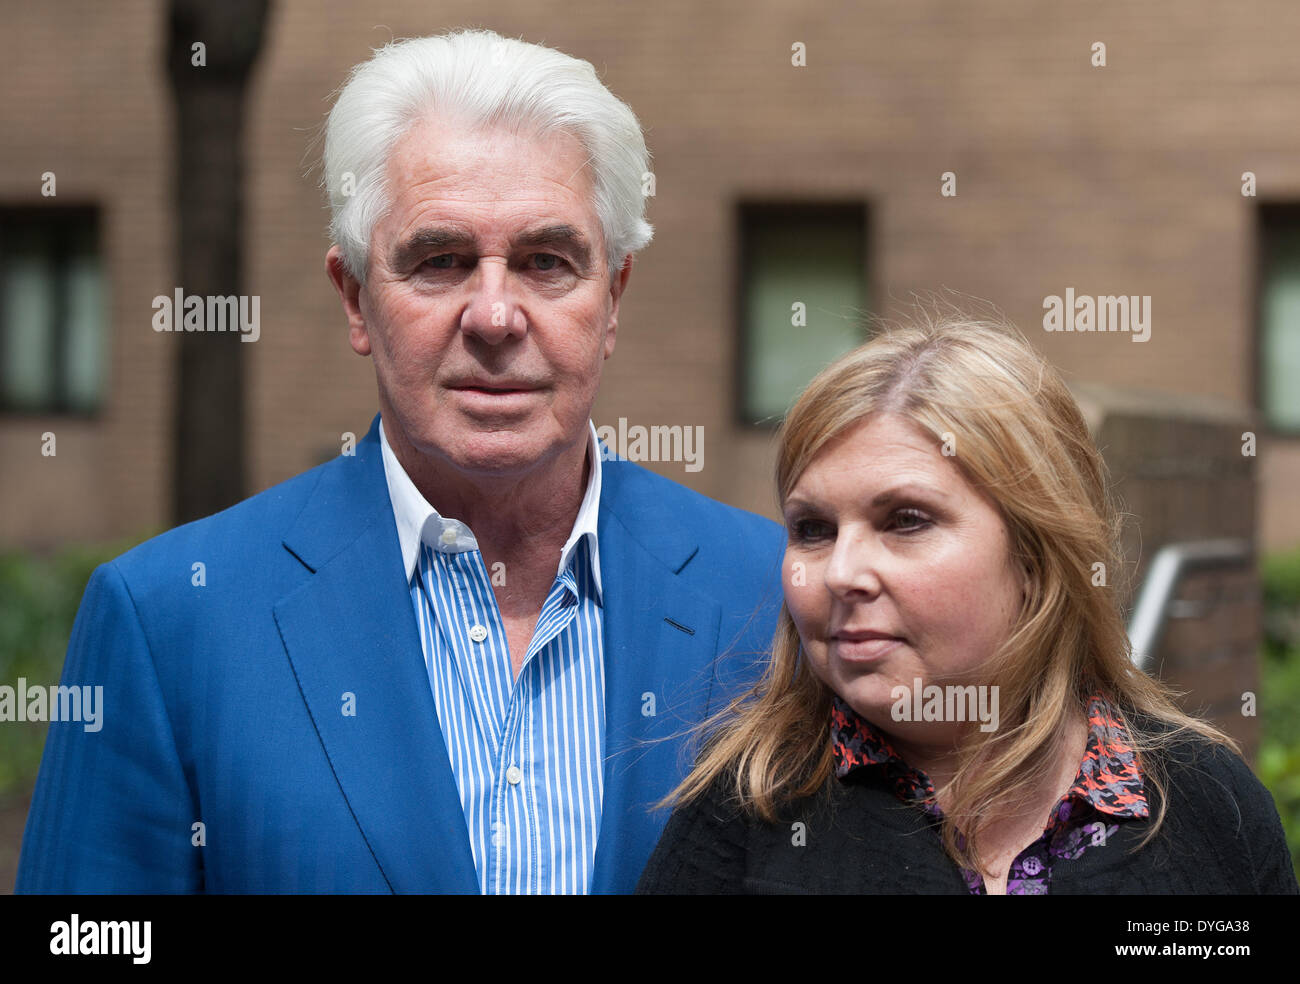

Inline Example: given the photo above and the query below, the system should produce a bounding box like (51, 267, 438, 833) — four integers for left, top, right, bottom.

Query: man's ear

(604, 254, 633, 359)
(326, 245, 371, 357)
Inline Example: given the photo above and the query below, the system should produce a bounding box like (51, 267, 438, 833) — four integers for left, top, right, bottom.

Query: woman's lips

(829, 634, 903, 662)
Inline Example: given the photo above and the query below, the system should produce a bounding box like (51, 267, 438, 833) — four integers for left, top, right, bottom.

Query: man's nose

(460, 257, 527, 343)
(823, 527, 885, 600)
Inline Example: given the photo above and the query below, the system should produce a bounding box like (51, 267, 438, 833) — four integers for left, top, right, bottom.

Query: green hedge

(0, 537, 146, 797)
(1259, 547, 1300, 883)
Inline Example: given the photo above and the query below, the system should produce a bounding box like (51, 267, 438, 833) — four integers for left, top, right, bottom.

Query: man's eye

(425, 254, 457, 269)
(531, 253, 561, 271)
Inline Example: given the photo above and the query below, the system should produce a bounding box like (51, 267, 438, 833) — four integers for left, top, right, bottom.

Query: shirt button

(506, 765, 523, 785)
(490, 823, 505, 848)
(468, 624, 488, 643)
(440, 526, 457, 546)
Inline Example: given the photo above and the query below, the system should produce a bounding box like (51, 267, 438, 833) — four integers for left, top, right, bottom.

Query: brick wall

(3, 0, 1299, 556)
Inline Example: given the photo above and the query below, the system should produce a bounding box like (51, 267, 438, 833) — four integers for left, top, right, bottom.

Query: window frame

(0, 203, 105, 416)
(733, 199, 871, 429)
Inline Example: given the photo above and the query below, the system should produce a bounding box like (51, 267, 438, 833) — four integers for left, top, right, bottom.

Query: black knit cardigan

(636, 736, 1299, 894)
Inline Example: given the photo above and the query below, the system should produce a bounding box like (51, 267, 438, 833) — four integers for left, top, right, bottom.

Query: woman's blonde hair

(670, 309, 1239, 875)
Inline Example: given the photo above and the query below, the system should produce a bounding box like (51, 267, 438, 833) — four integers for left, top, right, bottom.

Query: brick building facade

(3, 0, 1298, 557)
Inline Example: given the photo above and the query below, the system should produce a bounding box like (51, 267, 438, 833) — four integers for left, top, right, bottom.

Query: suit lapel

(591, 467, 723, 893)
(273, 416, 478, 893)
(273, 424, 731, 893)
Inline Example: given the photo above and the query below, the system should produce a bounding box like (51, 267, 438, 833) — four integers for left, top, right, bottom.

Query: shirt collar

(378, 416, 604, 600)
(829, 693, 1148, 820)
(1067, 695, 1150, 818)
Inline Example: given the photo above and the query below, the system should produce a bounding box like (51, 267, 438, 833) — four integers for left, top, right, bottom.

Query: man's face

(333, 114, 629, 479)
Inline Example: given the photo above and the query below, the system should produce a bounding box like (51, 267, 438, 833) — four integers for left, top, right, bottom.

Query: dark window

(0, 206, 106, 413)
(737, 202, 869, 426)
(1258, 203, 1300, 433)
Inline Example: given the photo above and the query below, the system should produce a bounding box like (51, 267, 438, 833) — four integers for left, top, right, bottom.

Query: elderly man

(17, 29, 783, 894)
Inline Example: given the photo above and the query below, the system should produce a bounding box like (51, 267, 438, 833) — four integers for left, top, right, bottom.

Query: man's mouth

(445, 380, 543, 413)
(448, 379, 538, 394)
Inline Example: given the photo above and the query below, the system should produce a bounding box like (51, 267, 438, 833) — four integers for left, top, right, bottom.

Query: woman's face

(782, 413, 1027, 750)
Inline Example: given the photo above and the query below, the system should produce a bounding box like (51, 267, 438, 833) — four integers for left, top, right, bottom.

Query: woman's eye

(891, 508, 930, 532)
(788, 518, 832, 542)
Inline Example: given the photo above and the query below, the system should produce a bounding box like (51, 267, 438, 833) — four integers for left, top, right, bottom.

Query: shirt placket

(489, 564, 582, 894)
(493, 667, 527, 892)
(515, 569, 582, 892)
(435, 548, 514, 893)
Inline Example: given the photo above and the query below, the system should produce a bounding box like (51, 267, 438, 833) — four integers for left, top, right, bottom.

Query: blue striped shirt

(379, 419, 606, 894)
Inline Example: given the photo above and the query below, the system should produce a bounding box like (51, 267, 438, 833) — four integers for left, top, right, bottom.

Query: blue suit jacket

(16, 416, 784, 893)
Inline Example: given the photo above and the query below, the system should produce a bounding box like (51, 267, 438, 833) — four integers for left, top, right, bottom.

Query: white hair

(322, 28, 654, 281)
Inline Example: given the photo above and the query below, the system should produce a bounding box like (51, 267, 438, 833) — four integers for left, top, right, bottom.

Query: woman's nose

(823, 527, 885, 599)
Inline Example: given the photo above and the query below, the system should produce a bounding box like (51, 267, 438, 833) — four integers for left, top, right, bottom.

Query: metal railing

(1126, 538, 1254, 672)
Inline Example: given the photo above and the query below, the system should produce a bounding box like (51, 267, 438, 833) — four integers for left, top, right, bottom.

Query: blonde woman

(638, 316, 1298, 895)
